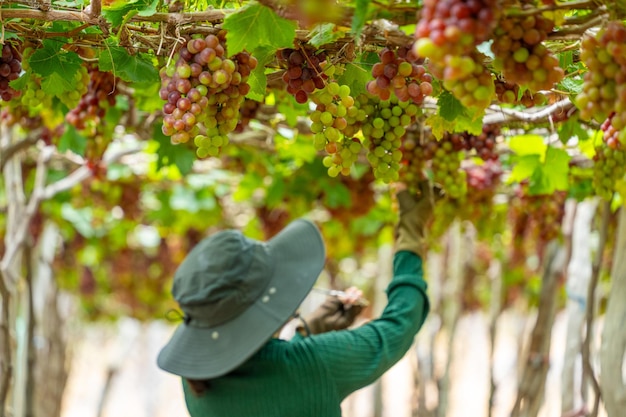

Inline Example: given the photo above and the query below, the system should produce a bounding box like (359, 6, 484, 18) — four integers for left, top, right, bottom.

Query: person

(156, 181, 434, 417)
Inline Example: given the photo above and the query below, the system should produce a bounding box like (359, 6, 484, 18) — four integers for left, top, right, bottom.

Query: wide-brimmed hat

(157, 218, 325, 379)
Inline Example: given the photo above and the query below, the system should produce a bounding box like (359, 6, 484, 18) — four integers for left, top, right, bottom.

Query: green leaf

(309, 23, 346, 48)
(559, 77, 583, 95)
(438, 90, 464, 122)
(352, 0, 371, 39)
(153, 125, 195, 175)
(558, 117, 589, 144)
(322, 181, 351, 208)
(508, 147, 571, 194)
(9, 72, 29, 91)
(539, 146, 570, 191)
(337, 53, 377, 97)
(58, 124, 87, 156)
(98, 46, 159, 83)
(246, 45, 275, 101)
(266, 177, 285, 207)
(509, 134, 546, 157)
(41, 72, 77, 97)
(223, 2, 297, 56)
(102, 0, 158, 27)
(29, 40, 82, 78)
(508, 154, 540, 183)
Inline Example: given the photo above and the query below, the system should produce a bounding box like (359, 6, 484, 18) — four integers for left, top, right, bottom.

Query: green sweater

(182, 250, 430, 417)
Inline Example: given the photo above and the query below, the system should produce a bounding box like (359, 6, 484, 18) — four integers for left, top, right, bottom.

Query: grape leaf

(9, 72, 29, 91)
(42, 72, 78, 98)
(438, 91, 464, 122)
(539, 146, 570, 191)
(309, 23, 347, 48)
(246, 46, 275, 101)
(338, 53, 377, 97)
(508, 155, 540, 184)
(58, 124, 87, 156)
(223, 2, 296, 56)
(559, 77, 583, 95)
(98, 46, 159, 84)
(424, 112, 482, 139)
(352, 0, 371, 39)
(153, 125, 195, 175)
(29, 40, 82, 78)
(102, 0, 158, 27)
(509, 134, 546, 157)
(558, 117, 589, 144)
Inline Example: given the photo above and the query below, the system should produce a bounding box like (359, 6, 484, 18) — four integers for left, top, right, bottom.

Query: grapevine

(159, 33, 258, 158)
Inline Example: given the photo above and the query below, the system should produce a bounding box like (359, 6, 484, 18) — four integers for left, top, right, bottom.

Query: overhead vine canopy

(0, 0, 624, 235)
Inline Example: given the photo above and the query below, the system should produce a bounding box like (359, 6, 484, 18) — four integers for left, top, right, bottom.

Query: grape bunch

(159, 33, 258, 157)
(310, 81, 363, 176)
(414, 0, 499, 63)
(461, 124, 500, 161)
(509, 184, 567, 244)
(436, 51, 495, 110)
(576, 21, 626, 126)
(277, 47, 327, 104)
(426, 134, 467, 199)
(235, 98, 262, 132)
(593, 114, 626, 200)
(491, 12, 564, 92)
(357, 94, 420, 183)
(367, 45, 433, 103)
(399, 130, 430, 193)
(0, 42, 22, 102)
(495, 79, 546, 107)
(66, 68, 118, 134)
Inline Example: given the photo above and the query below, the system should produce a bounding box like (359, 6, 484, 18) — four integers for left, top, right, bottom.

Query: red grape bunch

(65, 68, 119, 134)
(461, 124, 500, 161)
(159, 33, 258, 157)
(367, 44, 433, 103)
(593, 114, 626, 200)
(235, 98, 262, 132)
(491, 12, 564, 92)
(277, 47, 327, 104)
(0, 42, 22, 102)
(576, 21, 626, 129)
(414, 0, 499, 63)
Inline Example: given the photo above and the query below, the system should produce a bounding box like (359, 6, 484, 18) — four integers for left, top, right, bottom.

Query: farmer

(157, 182, 434, 417)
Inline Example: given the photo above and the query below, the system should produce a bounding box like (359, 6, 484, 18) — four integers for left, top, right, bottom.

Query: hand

(298, 287, 365, 335)
(394, 180, 437, 257)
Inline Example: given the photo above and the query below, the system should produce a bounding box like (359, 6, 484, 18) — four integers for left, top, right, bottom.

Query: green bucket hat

(157, 218, 325, 379)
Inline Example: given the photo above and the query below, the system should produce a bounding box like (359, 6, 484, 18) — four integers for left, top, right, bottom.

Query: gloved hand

(394, 180, 436, 258)
(297, 287, 365, 335)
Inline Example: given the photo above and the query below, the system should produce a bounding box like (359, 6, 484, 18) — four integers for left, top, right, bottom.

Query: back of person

(183, 338, 344, 417)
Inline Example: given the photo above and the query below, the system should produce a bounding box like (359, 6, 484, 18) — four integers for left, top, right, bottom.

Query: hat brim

(157, 219, 325, 379)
